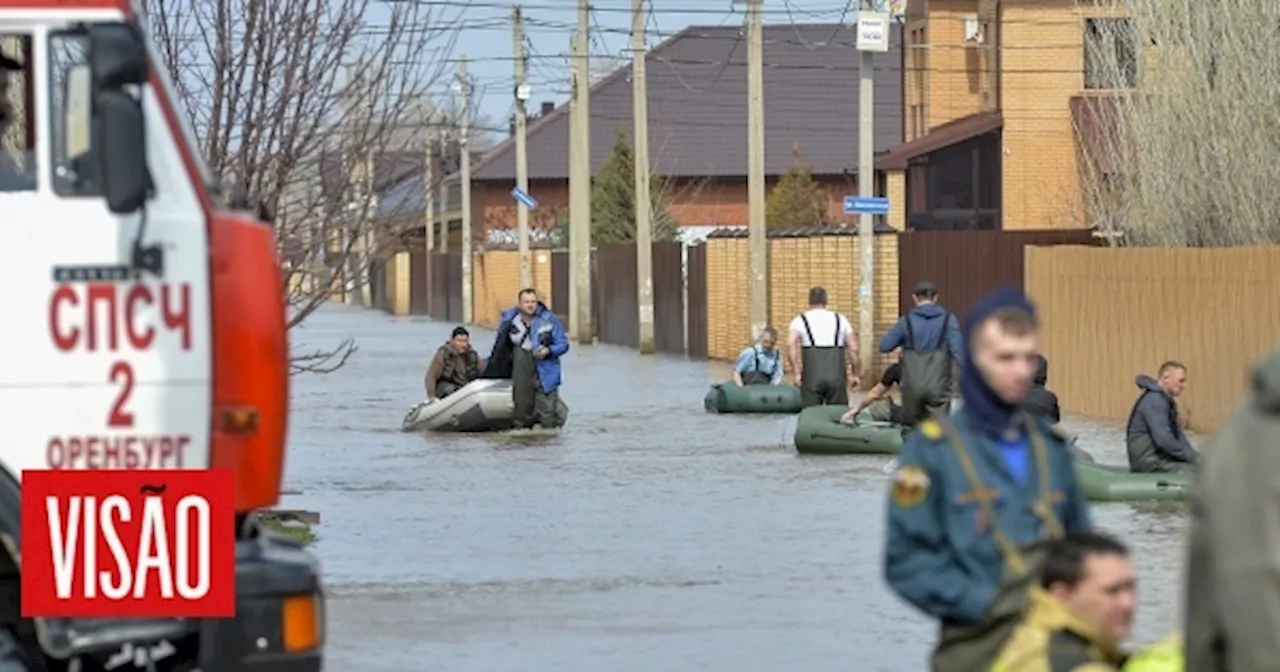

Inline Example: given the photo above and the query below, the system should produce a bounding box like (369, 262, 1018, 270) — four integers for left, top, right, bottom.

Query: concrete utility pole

(632, 0, 655, 354)
(438, 129, 449, 253)
(856, 0, 877, 379)
(421, 105, 436, 316)
(569, 0, 593, 344)
(513, 6, 533, 289)
(745, 0, 768, 340)
(459, 56, 474, 325)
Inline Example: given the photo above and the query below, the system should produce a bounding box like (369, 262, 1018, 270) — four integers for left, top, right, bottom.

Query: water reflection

(285, 305, 1188, 671)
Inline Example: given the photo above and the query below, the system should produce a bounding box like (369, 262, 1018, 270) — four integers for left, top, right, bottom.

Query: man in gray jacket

(1125, 361, 1199, 472)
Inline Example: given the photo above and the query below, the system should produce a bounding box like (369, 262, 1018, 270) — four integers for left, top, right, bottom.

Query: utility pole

(632, 0, 655, 354)
(745, 0, 767, 340)
(438, 129, 449, 253)
(513, 6, 533, 289)
(569, 0, 593, 344)
(421, 105, 436, 316)
(856, 0, 878, 381)
(459, 56, 474, 325)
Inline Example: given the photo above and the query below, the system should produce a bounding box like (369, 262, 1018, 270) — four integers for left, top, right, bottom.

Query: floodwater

(283, 304, 1189, 672)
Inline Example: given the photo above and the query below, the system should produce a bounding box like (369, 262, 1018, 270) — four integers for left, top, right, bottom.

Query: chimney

(541, 101, 555, 117)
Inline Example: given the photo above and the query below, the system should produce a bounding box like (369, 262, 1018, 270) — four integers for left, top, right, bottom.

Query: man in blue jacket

(879, 281, 966, 425)
(493, 288, 570, 429)
(883, 288, 1092, 671)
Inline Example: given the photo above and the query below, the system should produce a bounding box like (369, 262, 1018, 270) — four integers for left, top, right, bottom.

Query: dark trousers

(437, 381, 463, 399)
(512, 347, 566, 429)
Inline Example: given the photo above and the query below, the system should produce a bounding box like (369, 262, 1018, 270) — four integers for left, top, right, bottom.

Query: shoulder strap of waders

(904, 314, 915, 351)
(934, 414, 1064, 577)
(934, 313, 953, 350)
(800, 313, 817, 348)
(833, 313, 843, 348)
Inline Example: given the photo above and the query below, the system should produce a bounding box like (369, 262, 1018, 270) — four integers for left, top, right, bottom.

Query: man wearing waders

(492, 288, 570, 429)
(880, 281, 965, 426)
(787, 287, 859, 408)
(1184, 348, 1280, 671)
(884, 288, 1091, 672)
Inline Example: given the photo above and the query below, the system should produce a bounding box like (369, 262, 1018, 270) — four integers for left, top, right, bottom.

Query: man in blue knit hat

(883, 288, 1092, 671)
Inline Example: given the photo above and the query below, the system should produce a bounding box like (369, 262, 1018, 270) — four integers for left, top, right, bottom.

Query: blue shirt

(734, 344, 784, 384)
(995, 435, 1030, 487)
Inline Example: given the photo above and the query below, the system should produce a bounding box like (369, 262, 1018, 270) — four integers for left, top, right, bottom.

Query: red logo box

(21, 469, 235, 618)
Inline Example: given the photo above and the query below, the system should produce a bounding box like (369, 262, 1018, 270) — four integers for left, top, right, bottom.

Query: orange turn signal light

(282, 594, 322, 653)
(219, 406, 260, 433)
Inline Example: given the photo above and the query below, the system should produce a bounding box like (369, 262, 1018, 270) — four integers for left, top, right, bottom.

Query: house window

(1084, 18, 1138, 89)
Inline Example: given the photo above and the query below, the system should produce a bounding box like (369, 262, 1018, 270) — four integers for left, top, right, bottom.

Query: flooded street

(285, 304, 1188, 671)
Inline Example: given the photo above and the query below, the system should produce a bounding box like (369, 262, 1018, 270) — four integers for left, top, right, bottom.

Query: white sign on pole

(856, 12, 892, 52)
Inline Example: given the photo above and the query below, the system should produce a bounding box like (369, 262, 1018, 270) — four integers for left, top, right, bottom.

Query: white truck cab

(0, 2, 321, 670)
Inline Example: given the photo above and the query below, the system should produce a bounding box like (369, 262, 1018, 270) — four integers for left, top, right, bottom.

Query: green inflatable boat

(1074, 462, 1192, 502)
(704, 381, 804, 414)
(794, 405, 904, 455)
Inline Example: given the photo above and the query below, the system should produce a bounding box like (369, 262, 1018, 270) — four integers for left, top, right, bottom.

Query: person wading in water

(883, 288, 1092, 671)
(787, 286, 859, 408)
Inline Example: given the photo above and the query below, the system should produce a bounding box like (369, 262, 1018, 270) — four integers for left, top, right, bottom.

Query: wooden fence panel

(898, 230, 1099, 321)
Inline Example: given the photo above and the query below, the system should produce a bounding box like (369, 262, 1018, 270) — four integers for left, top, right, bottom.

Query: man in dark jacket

(424, 326, 484, 400)
(879, 281, 965, 425)
(1023, 354, 1061, 423)
(1126, 361, 1199, 473)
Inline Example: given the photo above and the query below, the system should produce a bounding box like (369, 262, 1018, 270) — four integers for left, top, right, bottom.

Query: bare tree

(143, 0, 464, 372)
(1076, 0, 1280, 246)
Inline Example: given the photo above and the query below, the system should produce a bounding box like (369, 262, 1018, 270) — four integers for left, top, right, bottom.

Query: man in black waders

(880, 281, 965, 427)
(787, 286, 860, 408)
(488, 288, 570, 429)
(883, 288, 1092, 672)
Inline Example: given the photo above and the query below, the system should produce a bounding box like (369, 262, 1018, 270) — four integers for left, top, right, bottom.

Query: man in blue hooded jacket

(880, 281, 966, 425)
(883, 288, 1092, 671)
(491, 288, 570, 429)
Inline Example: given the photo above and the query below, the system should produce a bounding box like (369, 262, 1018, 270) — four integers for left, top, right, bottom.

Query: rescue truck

(0, 1, 322, 669)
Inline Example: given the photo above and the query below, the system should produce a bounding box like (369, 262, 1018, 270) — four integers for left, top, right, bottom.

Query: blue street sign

(843, 196, 890, 215)
(511, 187, 539, 210)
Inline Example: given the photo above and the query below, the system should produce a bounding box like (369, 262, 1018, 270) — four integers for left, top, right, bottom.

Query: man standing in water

(879, 281, 964, 427)
(884, 288, 1091, 671)
(493, 288, 570, 429)
(787, 286, 859, 407)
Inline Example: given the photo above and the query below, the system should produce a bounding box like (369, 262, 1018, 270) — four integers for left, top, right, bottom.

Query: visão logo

(21, 470, 235, 618)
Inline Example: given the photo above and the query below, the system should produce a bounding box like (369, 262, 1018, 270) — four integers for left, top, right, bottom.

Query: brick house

(465, 23, 904, 239)
(876, 0, 1133, 230)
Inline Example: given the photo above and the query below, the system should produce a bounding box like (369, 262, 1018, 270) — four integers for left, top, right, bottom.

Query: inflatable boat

(1074, 462, 1192, 502)
(794, 405, 904, 455)
(402, 379, 516, 432)
(704, 380, 804, 414)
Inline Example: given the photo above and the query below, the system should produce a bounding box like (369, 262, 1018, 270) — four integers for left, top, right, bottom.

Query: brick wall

(1000, 0, 1095, 230)
(705, 233, 901, 379)
(470, 249, 554, 328)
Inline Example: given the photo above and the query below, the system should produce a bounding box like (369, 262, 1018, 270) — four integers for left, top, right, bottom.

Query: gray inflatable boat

(402, 379, 516, 432)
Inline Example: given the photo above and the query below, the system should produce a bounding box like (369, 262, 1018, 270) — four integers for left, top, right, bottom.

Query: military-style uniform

(884, 412, 1092, 671)
(991, 587, 1127, 672)
(1185, 349, 1280, 671)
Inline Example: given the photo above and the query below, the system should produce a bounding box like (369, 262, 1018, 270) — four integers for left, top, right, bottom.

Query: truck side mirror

(95, 89, 151, 213)
(85, 22, 152, 214)
(87, 22, 147, 89)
